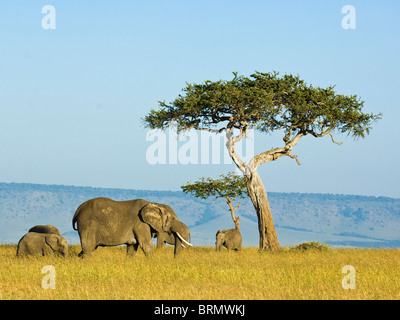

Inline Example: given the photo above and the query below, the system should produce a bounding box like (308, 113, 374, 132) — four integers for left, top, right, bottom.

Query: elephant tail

(72, 211, 79, 230)
(72, 202, 85, 230)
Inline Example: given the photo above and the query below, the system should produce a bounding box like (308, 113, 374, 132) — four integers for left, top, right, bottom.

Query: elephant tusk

(176, 232, 193, 247)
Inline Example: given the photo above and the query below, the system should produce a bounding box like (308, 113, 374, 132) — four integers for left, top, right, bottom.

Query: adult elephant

(72, 197, 192, 258)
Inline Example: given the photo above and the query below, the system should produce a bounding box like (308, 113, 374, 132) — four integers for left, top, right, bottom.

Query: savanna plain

(0, 245, 399, 300)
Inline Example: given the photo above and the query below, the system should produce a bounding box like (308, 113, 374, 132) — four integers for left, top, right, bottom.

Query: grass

(0, 244, 399, 300)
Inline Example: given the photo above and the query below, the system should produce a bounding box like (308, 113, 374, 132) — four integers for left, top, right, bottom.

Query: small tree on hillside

(144, 71, 381, 251)
(181, 172, 247, 229)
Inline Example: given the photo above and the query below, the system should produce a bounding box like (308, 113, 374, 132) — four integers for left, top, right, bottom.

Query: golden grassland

(0, 244, 399, 300)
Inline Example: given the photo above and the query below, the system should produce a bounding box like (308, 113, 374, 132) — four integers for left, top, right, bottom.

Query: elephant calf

(17, 232, 69, 257)
(215, 228, 242, 251)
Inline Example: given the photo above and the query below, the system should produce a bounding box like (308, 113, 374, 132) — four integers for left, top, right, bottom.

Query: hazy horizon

(1, 180, 398, 200)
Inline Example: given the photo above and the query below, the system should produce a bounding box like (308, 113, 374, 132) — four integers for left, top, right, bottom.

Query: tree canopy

(181, 172, 247, 201)
(144, 71, 381, 140)
(181, 172, 247, 227)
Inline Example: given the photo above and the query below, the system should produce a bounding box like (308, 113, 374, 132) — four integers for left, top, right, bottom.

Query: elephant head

(139, 203, 193, 257)
(170, 220, 193, 257)
(215, 230, 224, 251)
(45, 234, 69, 256)
(139, 203, 172, 233)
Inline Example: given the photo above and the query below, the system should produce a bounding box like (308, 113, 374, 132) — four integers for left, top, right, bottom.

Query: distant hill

(1, 182, 400, 248)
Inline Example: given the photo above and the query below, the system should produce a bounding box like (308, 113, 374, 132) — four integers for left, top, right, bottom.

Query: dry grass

(0, 244, 399, 300)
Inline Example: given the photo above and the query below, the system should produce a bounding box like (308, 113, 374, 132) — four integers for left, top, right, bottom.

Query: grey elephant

(216, 217, 242, 251)
(17, 232, 69, 257)
(28, 225, 61, 236)
(72, 197, 193, 258)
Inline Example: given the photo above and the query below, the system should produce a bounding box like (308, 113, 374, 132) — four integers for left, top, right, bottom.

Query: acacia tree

(181, 172, 248, 229)
(143, 71, 381, 251)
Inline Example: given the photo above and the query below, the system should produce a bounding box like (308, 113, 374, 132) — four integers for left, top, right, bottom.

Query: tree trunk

(225, 127, 281, 251)
(246, 169, 281, 252)
(226, 197, 240, 230)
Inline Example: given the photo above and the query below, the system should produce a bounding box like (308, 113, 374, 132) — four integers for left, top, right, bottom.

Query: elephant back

(29, 225, 61, 236)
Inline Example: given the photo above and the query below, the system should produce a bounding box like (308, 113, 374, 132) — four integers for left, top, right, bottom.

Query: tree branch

(306, 126, 343, 145)
(226, 127, 247, 173)
(250, 131, 305, 169)
(328, 132, 343, 145)
(188, 125, 226, 134)
(287, 152, 301, 165)
(226, 197, 240, 230)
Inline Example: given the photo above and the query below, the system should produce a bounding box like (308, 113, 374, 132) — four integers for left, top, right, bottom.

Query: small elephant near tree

(17, 232, 69, 257)
(216, 216, 242, 251)
(181, 172, 245, 251)
(28, 224, 61, 236)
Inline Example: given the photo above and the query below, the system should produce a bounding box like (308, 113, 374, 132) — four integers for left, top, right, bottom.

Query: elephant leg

(156, 233, 166, 249)
(139, 238, 153, 257)
(81, 243, 96, 257)
(78, 229, 97, 258)
(135, 223, 154, 258)
(126, 243, 138, 257)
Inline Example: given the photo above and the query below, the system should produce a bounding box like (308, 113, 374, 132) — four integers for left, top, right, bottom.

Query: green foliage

(143, 71, 381, 139)
(181, 172, 247, 201)
(291, 241, 329, 252)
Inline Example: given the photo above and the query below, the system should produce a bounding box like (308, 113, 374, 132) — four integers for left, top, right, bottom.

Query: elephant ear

(140, 203, 168, 233)
(44, 234, 59, 251)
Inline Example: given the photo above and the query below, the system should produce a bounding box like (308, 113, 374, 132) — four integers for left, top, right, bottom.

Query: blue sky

(0, 1, 399, 197)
